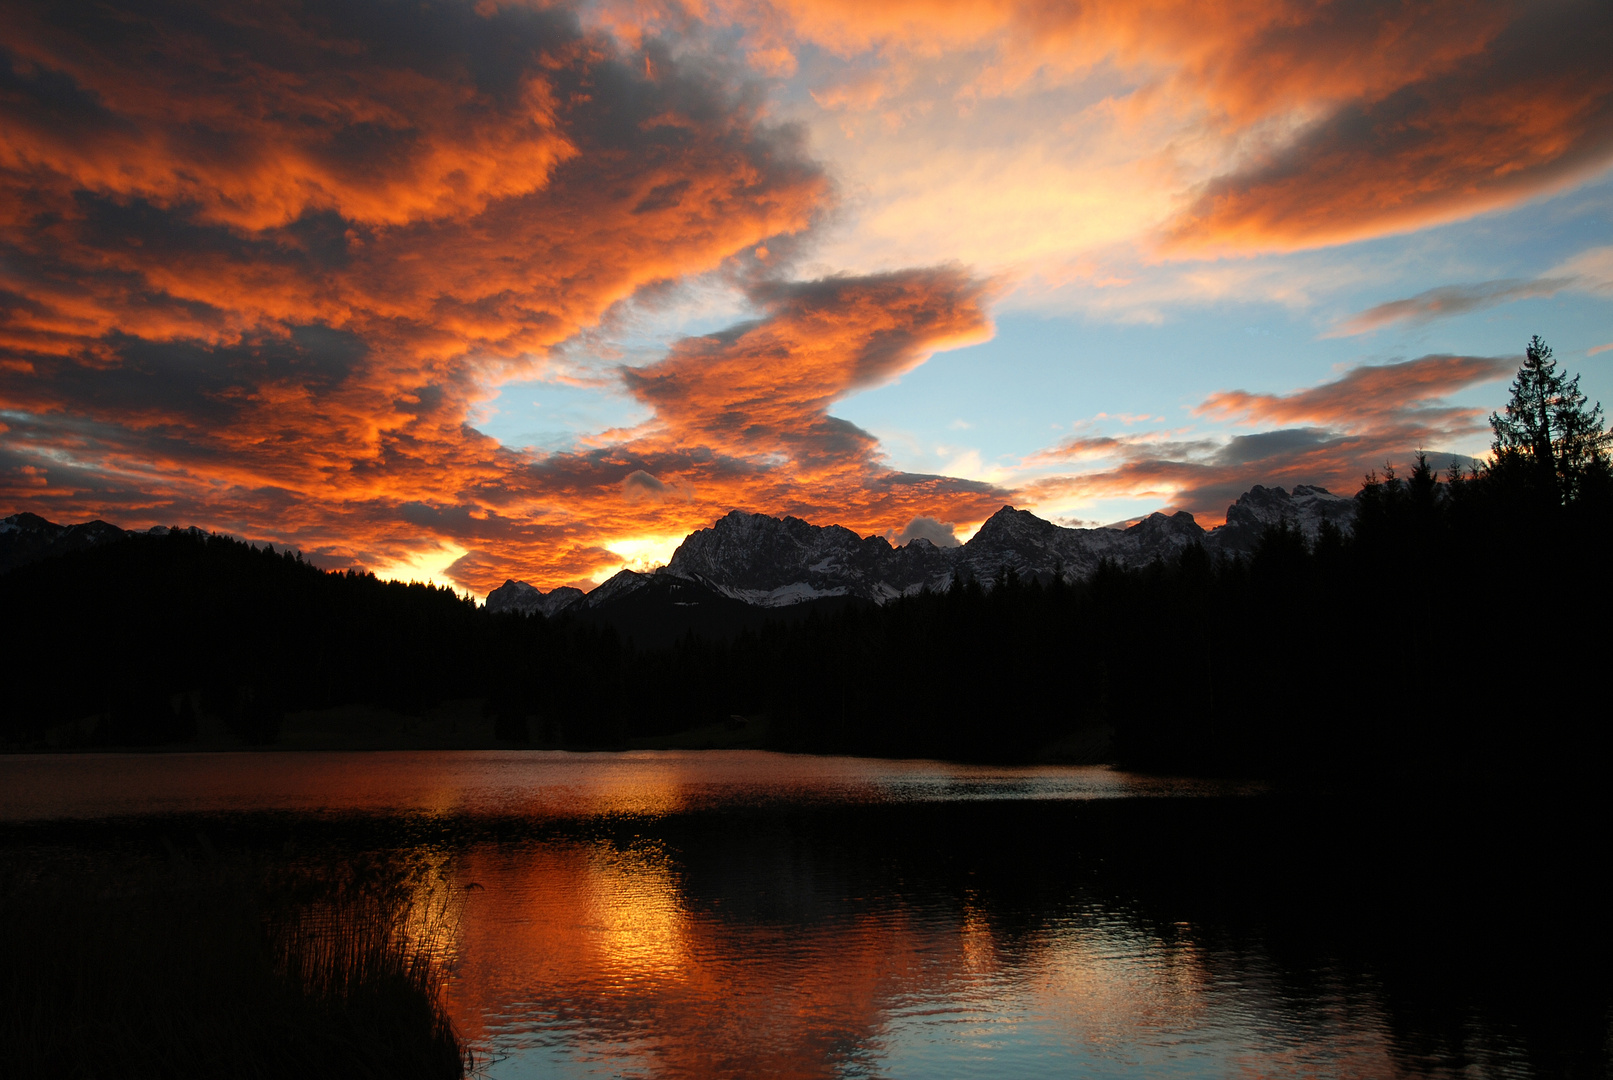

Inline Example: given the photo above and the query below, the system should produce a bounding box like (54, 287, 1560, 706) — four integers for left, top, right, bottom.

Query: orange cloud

(655, 0, 1613, 254)
(432, 268, 1007, 589)
(1156, 2, 1613, 249)
(625, 269, 992, 457)
(1195, 354, 1514, 430)
(0, 4, 578, 234)
(0, 0, 884, 592)
(3, 1, 1589, 597)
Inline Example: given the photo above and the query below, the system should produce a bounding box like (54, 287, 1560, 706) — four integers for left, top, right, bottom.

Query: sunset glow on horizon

(3, 0, 1611, 591)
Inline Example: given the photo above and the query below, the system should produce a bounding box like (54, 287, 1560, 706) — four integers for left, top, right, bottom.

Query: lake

(1, 750, 1604, 1078)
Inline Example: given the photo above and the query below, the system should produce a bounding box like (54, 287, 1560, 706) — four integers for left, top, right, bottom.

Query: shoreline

(4, 697, 1119, 764)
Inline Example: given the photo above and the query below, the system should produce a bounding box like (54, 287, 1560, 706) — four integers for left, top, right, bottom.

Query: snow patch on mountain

(485, 579, 585, 617)
(647, 486, 1357, 606)
(582, 568, 652, 608)
(660, 509, 951, 608)
(1210, 485, 1356, 551)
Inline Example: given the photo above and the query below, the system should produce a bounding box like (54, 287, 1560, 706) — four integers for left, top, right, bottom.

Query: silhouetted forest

(3, 338, 1608, 783)
(0, 535, 486, 746)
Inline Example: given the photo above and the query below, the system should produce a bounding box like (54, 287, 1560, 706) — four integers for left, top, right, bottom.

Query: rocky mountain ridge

(484, 580, 587, 617)
(489, 483, 1356, 613)
(0, 512, 206, 575)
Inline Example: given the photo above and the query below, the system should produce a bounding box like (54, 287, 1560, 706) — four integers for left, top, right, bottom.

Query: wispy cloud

(1023, 353, 1512, 523)
(1332, 279, 1574, 336)
(1331, 243, 1613, 335)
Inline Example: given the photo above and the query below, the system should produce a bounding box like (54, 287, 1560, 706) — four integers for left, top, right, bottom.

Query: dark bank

(0, 843, 471, 1079)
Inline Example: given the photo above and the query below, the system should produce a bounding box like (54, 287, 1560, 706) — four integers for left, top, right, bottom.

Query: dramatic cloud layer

(645, 0, 1613, 257)
(624, 270, 991, 469)
(2, 0, 1607, 592)
(1163, 1, 1613, 250)
(442, 268, 1007, 587)
(0, 0, 850, 587)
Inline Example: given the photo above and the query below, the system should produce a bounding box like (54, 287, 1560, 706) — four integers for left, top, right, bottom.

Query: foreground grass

(0, 848, 471, 1079)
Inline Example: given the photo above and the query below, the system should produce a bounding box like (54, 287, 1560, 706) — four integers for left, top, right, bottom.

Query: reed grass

(0, 847, 472, 1079)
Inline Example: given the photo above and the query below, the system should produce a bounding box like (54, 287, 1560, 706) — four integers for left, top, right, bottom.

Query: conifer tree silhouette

(1489, 336, 1613, 503)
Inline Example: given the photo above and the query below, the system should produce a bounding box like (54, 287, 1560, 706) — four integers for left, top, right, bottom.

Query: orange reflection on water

(436, 835, 1417, 1080)
(0, 751, 1241, 822)
(0, 752, 1497, 1077)
(444, 839, 994, 1078)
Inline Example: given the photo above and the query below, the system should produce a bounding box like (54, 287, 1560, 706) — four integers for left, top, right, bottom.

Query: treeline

(3, 338, 1608, 782)
(0, 535, 485, 745)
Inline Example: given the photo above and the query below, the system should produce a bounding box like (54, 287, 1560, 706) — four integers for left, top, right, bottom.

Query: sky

(2, 0, 1611, 594)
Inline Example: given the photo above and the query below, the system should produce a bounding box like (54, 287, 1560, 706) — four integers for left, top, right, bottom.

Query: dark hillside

(0, 512, 129, 573)
(0, 531, 481, 746)
(575, 575, 868, 650)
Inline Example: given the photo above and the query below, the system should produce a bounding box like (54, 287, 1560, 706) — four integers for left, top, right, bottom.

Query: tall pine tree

(1488, 336, 1612, 503)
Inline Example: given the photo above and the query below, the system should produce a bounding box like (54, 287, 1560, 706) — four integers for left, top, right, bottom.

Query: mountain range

(4, 484, 1355, 652)
(485, 483, 1355, 616)
(0, 512, 207, 575)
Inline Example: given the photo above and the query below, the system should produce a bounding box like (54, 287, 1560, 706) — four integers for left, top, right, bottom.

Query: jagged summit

(969, 505, 1057, 543)
(1212, 484, 1355, 550)
(663, 508, 943, 606)
(585, 568, 653, 608)
(485, 579, 586, 617)
(952, 505, 1208, 584)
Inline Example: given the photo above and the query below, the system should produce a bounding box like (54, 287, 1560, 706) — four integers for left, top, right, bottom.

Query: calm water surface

(1, 751, 1600, 1078)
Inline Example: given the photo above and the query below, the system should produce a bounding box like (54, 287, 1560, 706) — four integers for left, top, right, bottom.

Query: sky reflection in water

(0, 752, 1548, 1077)
(449, 839, 1402, 1080)
(0, 750, 1248, 821)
